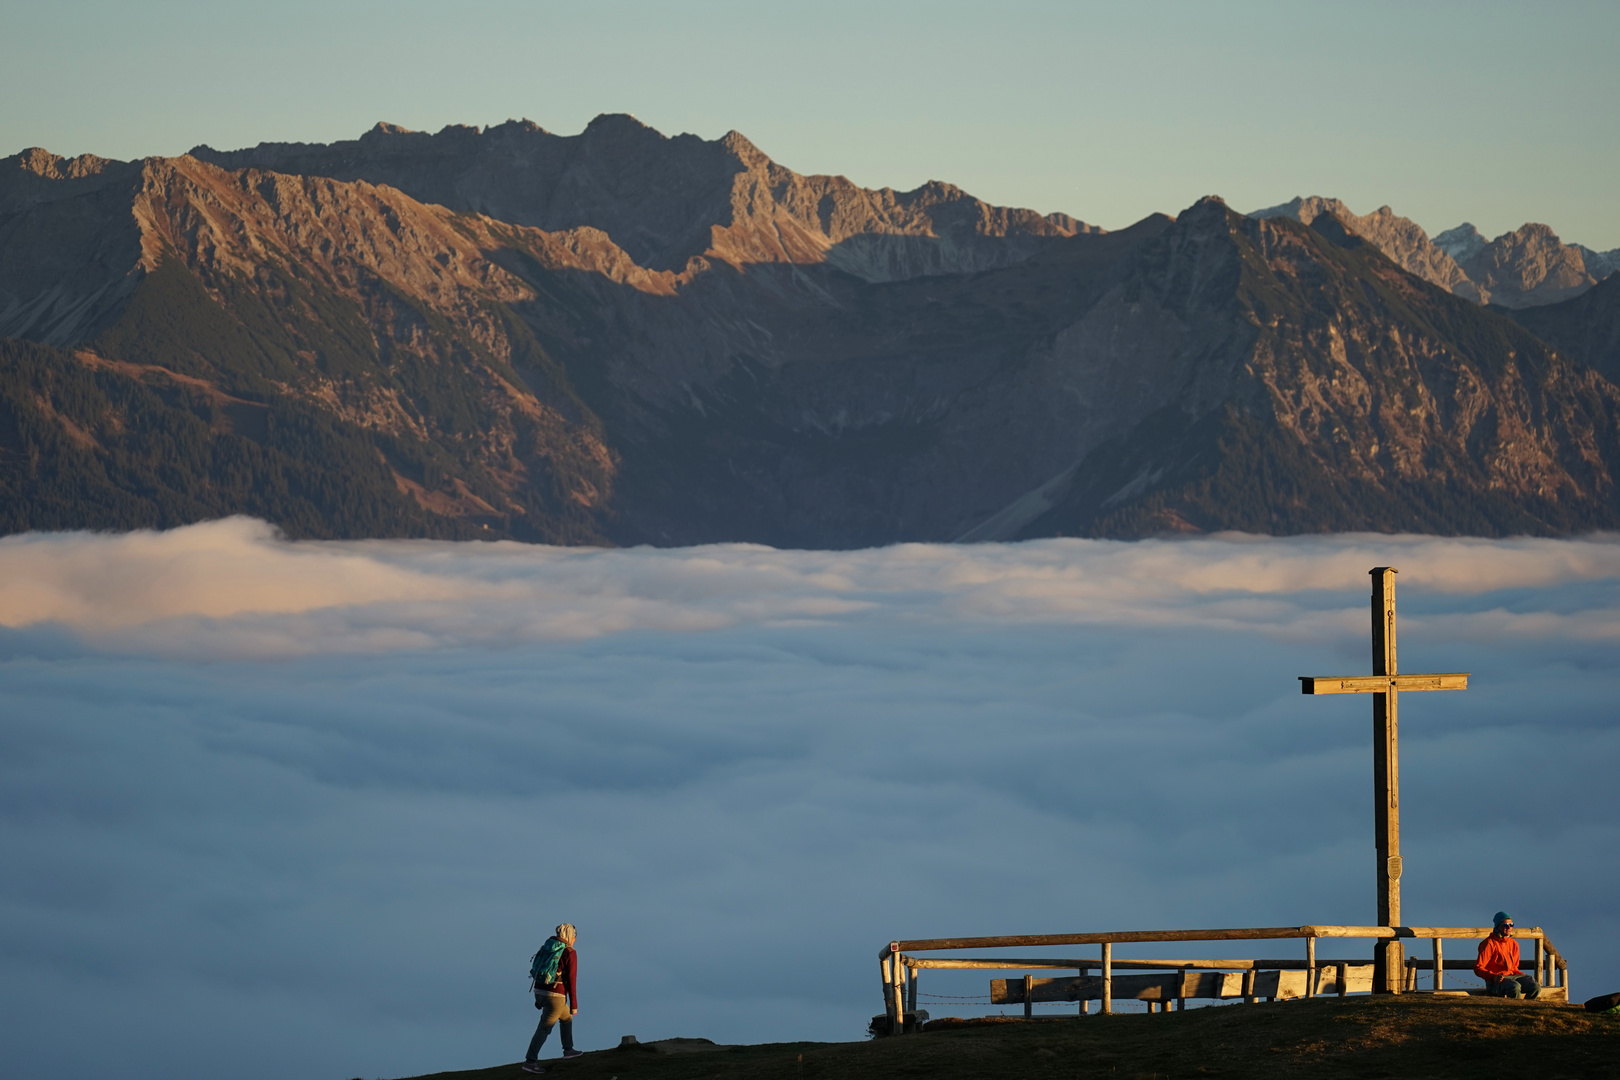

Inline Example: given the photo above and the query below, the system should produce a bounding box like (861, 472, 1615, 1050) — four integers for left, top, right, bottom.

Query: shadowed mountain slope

(1507, 273, 1620, 385)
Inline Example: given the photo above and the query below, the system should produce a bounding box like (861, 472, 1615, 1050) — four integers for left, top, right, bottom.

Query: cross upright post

(1299, 567, 1469, 993)
(1370, 567, 1402, 988)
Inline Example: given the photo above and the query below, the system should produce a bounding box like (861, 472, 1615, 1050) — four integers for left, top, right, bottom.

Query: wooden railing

(876, 925, 1569, 1030)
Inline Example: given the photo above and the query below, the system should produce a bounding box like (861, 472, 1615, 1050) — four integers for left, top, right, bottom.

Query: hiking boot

(520, 1062, 545, 1074)
(562, 1049, 584, 1058)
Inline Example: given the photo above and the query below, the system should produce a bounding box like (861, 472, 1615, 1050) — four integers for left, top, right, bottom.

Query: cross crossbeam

(1297, 567, 1469, 993)
(1300, 673, 1469, 694)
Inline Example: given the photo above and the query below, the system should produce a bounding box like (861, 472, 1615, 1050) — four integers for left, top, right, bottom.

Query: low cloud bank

(4, 517, 1620, 657)
(0, 521, 1615, 1080)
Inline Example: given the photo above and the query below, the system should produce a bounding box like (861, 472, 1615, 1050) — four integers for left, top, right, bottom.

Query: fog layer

(1, 520, 1614, 1080)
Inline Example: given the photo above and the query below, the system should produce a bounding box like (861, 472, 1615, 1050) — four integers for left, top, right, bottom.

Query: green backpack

(529, 937, 566, 990)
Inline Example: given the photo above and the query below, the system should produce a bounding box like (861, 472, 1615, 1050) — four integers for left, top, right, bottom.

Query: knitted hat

(1493, 911, 1512, 927)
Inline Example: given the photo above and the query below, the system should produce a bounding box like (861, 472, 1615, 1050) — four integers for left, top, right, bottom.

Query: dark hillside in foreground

(400, 997, 1616, 1080)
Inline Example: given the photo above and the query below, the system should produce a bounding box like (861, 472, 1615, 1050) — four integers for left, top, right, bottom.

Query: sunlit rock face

(1455, 222, 1608, 308)
(1250, 196, 1483, 302)
(1253, 196, 1619, 310)
(187, 116, 1096, 280)
(4, 120, 1620, 546)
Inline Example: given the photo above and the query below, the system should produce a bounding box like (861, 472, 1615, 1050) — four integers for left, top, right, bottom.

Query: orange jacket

(1475, 933, 1520, 981)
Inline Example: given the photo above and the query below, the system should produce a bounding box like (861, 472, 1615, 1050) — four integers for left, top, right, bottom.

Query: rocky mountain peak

(489, 118, 546, 136)
(1510, 222, 1560, 246)
(1433, 223, 1486, 262)
(1248, 195, 1344, 226)
(717, 130, 768, 168)
(581, 113, 663, 146)
(1457, 221, 1599, 308)
(14, 147, 64, 177)
(1578, 245, 1620, 281)
(1250, 195, 1480, 302)
(9, 147, 120, 180)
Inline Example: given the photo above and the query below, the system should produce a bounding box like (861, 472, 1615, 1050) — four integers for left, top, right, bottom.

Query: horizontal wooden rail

(1303, 925, 1543, 941)
(1406, 959, 1543, 971)
(885, 925, 1542, 956)
(887, 927, 1311, 954)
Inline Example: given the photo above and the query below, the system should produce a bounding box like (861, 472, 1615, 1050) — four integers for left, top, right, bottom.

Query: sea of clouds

(1, 518, 1616, 1080)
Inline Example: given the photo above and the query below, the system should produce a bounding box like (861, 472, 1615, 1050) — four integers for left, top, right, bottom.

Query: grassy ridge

(403, 997, 1617, 1080)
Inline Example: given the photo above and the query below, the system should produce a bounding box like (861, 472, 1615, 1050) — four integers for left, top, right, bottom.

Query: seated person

(1475, 911, 1539, 998)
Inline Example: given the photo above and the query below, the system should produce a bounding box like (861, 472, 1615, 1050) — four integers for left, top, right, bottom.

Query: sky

(2, 519, 1617, 1079)
(2, 0, 1617, 247)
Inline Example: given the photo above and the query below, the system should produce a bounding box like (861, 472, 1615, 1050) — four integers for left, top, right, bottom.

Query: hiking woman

(522, 923, 582, 1073)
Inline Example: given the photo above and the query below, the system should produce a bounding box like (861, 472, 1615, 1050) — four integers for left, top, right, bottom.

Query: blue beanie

(1493, 911, 1512, 927)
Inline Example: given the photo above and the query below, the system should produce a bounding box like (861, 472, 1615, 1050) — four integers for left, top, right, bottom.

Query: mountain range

(1249, 195, 1618, 309)
(3, 115, 1619, 545)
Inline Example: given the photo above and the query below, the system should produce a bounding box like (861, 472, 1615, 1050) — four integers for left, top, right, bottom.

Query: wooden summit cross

(1299, 567, 1468, 992)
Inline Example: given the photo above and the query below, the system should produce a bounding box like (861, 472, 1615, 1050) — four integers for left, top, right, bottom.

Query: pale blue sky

(4, 0, 1617, 247)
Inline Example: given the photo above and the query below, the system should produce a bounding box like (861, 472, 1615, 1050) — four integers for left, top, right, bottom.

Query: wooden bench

(991, 965, 1568, 1008)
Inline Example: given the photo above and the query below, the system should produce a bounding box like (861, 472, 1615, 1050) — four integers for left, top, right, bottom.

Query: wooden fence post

(1023, 975, 1034, 1020)
(1102, 942, 1113, 1015)
(1078, 968, 1087, 1017)
(1337, 961, 1348, 998)
(880, 954, 894, 1032)
(907, 964, 917, 1013)
(1305, 937, 1315, 999)
(1177, 967, 1187, 1011)
(1243, 968, 1256, 1004)
(893, 956, 906, 1032)
(1432, 938, 1442, 991)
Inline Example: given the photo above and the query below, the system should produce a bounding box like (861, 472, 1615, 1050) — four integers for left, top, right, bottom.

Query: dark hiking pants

(526, 992, 575, 1061)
